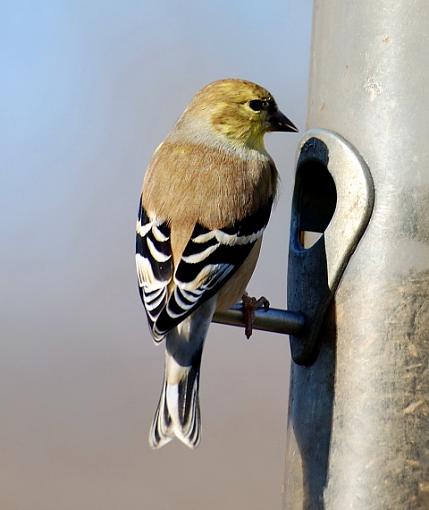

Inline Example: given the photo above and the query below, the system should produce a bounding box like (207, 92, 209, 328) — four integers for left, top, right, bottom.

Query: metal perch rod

(213, 304, 305, 337)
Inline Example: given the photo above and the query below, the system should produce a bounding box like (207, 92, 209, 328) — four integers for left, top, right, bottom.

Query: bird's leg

(241, 292, 270, 339)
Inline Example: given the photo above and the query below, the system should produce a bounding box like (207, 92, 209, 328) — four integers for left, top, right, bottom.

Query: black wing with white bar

(136, 197, 173, 338)
(151, 200, 273, 340)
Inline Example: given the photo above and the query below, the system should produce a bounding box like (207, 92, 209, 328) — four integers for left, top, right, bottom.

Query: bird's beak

(268, 110, 299, 132)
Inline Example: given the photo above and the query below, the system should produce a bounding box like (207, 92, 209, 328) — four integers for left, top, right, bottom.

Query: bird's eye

(248, 99, 263, 112)
(249, 99, 272, 112)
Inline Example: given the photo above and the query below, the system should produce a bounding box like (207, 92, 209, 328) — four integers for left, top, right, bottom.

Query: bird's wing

(136, 197, 174, 336)
(136, 197, 273, 342)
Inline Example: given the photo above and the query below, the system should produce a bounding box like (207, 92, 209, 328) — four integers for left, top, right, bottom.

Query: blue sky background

(1, 1, 312, 508)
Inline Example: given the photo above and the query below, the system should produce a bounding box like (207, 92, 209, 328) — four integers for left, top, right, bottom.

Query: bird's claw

(241, 293, 270, 339)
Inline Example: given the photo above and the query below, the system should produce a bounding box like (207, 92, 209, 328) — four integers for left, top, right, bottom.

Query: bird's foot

(241, 292, 270, 339)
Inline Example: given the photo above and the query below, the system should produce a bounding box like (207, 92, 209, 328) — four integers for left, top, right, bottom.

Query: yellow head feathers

(175, 79, 297, 149)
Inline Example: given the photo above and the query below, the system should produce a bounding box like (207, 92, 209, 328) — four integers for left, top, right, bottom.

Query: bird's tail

(149, 298, 215, 449)
(149, 345, 202, 449)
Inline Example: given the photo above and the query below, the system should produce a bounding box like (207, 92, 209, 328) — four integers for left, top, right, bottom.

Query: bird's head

(177, 79, 298, 150)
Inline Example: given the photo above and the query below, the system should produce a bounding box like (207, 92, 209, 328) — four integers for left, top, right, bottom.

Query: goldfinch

(136, 79, 297, 449)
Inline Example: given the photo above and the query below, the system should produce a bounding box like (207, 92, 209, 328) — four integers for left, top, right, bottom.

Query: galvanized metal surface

(288, 129, 374, 365)
(212, 304, 305, 337)
(283, 1, 429, 509)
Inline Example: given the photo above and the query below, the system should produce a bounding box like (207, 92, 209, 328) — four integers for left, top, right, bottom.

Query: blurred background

(1, 1, 312, 508)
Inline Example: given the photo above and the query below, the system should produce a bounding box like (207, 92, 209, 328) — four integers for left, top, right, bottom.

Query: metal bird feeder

(214, 0, 429, 508)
